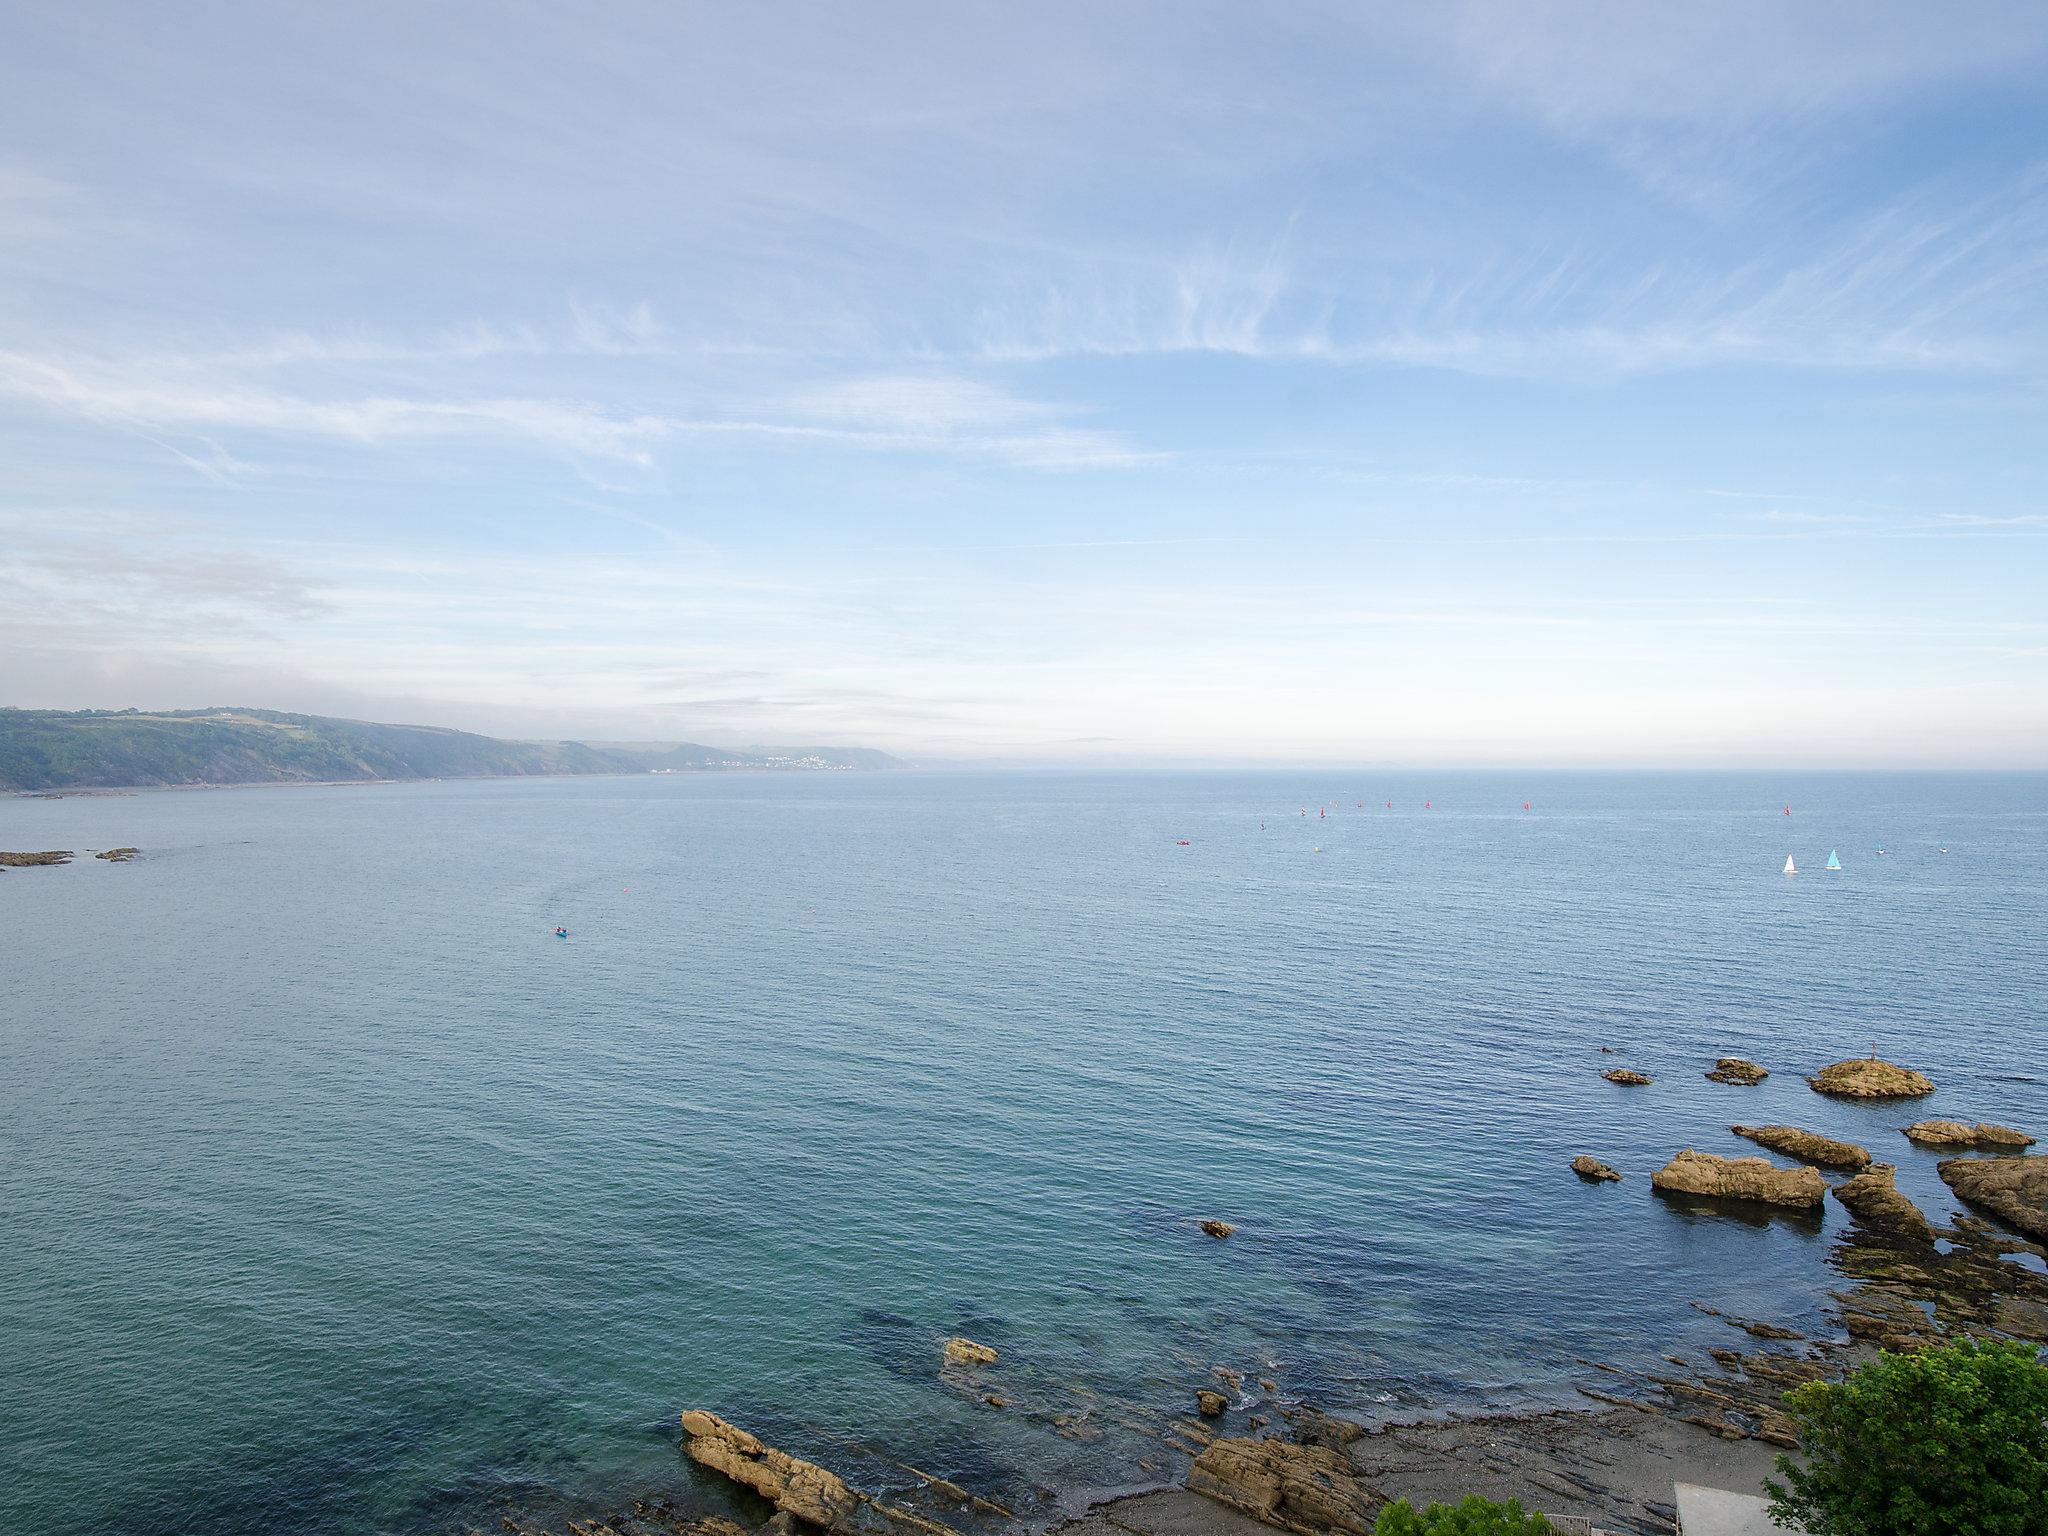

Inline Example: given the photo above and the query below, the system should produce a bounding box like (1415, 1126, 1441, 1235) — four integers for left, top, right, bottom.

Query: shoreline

(486, 1191, 2045, 1536)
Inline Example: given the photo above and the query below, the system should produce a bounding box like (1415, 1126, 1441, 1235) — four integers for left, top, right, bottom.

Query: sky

(3, 2, 2045, 766)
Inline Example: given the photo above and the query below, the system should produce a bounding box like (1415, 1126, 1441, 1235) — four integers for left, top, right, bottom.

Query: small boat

(1826, 849, 1842, 871)
(1175, 839, 1191, 846)
(1523, 800, 1531, 811)
(1783, 856, 1797, 876)
(1783, 804, 1791, 816)
(553, 926, 570, 938)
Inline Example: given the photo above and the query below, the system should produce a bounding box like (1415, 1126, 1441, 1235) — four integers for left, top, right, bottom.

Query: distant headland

(0, 707, 907, 792)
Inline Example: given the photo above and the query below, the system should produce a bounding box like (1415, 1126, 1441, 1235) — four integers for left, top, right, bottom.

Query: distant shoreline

(4, 766, 905, 798)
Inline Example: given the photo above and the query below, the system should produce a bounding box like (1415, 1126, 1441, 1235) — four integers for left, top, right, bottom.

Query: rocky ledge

(1570, 1155, 1622, 1182)
(1186, 1434, 1382, 1536)
(678, 1411, 858, 1529)
(1807, 1057, 1934, 1100)
(1829, 1163, 1933, 1244)
(1730, 1124, 1870, 1171)
(1903, 1119, 2035, 1150)
(95, 846, 140, 861)
(1705, 1058, 1768, 1086)
(1938, 1155, 2048, 1242)
(0, 849, 72, 867)
(1650, 1149, 1825, 1209)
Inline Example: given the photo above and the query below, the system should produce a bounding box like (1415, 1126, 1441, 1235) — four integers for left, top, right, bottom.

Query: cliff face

(0, 707, 904, 790)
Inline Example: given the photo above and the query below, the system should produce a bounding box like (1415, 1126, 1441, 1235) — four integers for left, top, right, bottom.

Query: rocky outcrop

(0, 850, 71, 866)
(678, 1412, 858, 1529)
(1731, 1125, 1871, 1171)
(1808, 1058, 1934, 1100)
(1706, 1058, 1769, 1085)
(1186, 1437, 1383, 1536)
(1939, 1155, 2048, 1242)
(1650, 1149, 1826, 1209)
(94, 847, 139, 861)
(1830, 1163, 1933, 1243)
(1571, 1156, 1622, 1182)
(1602, 1069, 1652, 1086)
(1200, 1219, 1235, 1239)
(1904, 1120, 2036, 1150)
(1195, 1389, 1228, 1418)
(941, 1337, 997, 1366)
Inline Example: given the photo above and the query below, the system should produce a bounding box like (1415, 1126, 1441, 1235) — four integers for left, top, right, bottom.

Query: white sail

(1783, 855, 1797, 875)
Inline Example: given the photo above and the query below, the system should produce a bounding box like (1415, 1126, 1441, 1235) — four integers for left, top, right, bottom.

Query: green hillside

(0, 708, 904, 790)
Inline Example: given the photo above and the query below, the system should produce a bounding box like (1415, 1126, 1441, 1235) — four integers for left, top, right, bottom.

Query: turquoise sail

(1826, 849, 1842, 870)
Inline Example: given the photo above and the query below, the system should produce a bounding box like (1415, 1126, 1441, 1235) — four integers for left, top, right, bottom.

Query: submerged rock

(1651, 1149, 1826, 1209)
(94, 847, 139, 862)
(1196, 1389, 1228, 1418)
(679, 1411, 858, 1529)
(1904, 1119, 2036, 1150)
(1706, 1058, 1769, 1086)
(1602, 1068, 1652, 1086)
(0, 850, 72, 867)
(1831, 1163, 1934, 1243)
(1808, 1058, 1934, 1100)
(1571, 1155, 1622, 1182)
(1187, 1436, 1383, 1536)
(1939, 1155, 2048, 1242)
(1200, 1219, 1236, 1239)
(1731, 1124, 1871, 1171)
(941, 1336, 998, 1366)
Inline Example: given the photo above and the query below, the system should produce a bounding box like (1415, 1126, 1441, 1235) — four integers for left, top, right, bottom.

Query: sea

(3, 770, 2044, 1536)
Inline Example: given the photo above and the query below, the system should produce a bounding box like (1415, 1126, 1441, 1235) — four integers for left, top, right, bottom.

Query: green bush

(1373, 1495, 1550, 1535)
(1766, 1335, 2048, 1536)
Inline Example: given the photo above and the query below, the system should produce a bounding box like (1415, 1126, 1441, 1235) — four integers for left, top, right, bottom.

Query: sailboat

(1826, 849, 1843, 871)
(1783, 855, 1798, 876)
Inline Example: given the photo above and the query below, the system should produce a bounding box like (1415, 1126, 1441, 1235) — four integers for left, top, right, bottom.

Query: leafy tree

(1766, 1335, 2048, 1535)
(1373, 1495, 1550, 1535)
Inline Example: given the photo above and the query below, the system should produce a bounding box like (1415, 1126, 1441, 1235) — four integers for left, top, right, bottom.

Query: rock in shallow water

(1939, 1155, 2048, 1241)
(942, 1336, 998, 1366)
(678, 1411, 858, 1529)
(1830, 1163, 1933, 1243)
(1904, 1119, 2035, 1150)
(1705, 1058, 1769, 1085)
(1571, 1155, 1622, 1182)
(1807, 1057, 1934, 1100)
(1602, 1069, 1652, 1086)
(1200, 1219, 1236, 1239)
(1730, 1124, 1871, 1171)
(1651, 1149, 1826, 1209)
(1196, 1389, 1228, 1418)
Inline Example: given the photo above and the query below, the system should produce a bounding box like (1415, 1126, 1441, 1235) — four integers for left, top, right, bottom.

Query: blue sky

(3, 2, 2044, 764)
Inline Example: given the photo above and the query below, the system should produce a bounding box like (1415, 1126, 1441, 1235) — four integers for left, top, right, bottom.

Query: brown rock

(1200, 1219, 1236, 1239)
(1808, 1058, 1934, 1100)
(1731, 1124, 1871, 1171)
(679, 1411, 858, 1529)
(1650, 1149, 1826, 1209)
(0, 850, 72, 867)
(1706, 1058, 1769, 1085)
(1196, 1389, 1228, 1418)
(1939, 1155, 2048, 1242)
(1602, 1069, 1652, 1086)
(1904, 1119, 2036, 1150)
(1831, 1163, 1933, 1243)
(94, 847, 139, 862)
(982, 1394, 1006, 1408)
(1186, 1437, 1383, 1536)
(941, 1336, 997, 1366)
(1571, 1155, 1622, 1182)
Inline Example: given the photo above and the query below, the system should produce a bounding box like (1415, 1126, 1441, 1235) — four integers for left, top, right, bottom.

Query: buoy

(1784, 804, 1791, 816)
(1425, 800, 1431, 810)
(1523, 800, 1531, 811)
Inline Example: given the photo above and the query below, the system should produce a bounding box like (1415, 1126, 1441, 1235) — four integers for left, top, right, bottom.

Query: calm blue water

(3, 771, 2044, 1535)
